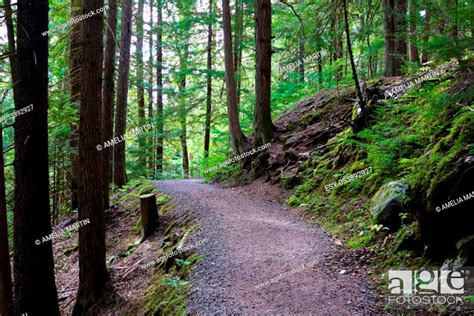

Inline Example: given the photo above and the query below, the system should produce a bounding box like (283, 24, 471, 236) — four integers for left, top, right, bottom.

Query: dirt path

(155, 179, 379, 315)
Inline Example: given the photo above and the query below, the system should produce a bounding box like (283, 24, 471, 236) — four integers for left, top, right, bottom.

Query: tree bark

(179, 48, 190, 178)
(102, 0, 118, 207)
(234, 0, 244, 109)
(0, 123, 13, 316)
(1, 2, 16, 313)
(140, 194, 159, 240)
(383, 0, 407, 76)
(136, 0, 147, 171)
(298, 0, 304, 82)
(408, 0, 419, 63)
(254, 0, 274, 147)
(343, 0, 367, 132)
(204, 0, 213, 158)
(114, 0, 133, 188)
(13, 0, 60, 314)
(69, 0, 82, 212)
(148, 0, 155, 177)
(421, 1, 430, 63)
(72, 0, 108, 313)
(156, 0, 164, 177)
(222, 0, 247, 155)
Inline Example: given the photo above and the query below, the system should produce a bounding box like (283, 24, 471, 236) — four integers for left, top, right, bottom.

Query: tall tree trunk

(1, 2, 17, 313)
(234, 0, 244, 109)
(178, 45, 189, 178)
(421, 2, 430, 63)
(343, 0, 367, 132)
(204, 0, 213, 158)
(395, 0, 407, 68)
(136, 0, 146, 171)
(114, 0, 133, 188)
(69, 0, 82, 211)
(408, 0, 419, 63)
(254, 0, 274, 147)
(0, 115, 13, 316)
(13, 0, 60, 314)
(156, 0, 164, 177)
(102, 0, 118, 207)
(222, 0, 247, 155)
(72, 0, 108, 312)
(148, 1, 154, 177)
(298, 0, 304, 82)
(383, 0, 407, 75)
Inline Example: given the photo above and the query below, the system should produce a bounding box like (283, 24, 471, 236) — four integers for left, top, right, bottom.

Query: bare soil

(156, 179, 381, 315)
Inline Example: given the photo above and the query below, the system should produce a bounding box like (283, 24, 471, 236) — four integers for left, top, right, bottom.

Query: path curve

(156, 179, 378, 315)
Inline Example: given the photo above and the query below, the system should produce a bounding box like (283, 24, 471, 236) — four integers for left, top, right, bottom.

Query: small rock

(339, 269, 348, 275)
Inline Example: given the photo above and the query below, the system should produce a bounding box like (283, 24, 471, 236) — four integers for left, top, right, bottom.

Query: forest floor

(156, 178, 382, 315)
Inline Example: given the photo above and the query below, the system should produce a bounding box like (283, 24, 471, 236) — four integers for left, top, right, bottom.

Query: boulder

(442, 235, 474, 270)
(370, 180, 409, 230)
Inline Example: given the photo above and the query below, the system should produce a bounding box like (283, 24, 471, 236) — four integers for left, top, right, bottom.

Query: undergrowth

(288, 67, 474, 270)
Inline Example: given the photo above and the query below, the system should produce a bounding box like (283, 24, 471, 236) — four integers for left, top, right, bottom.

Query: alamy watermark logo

(387, 269, 473, 307)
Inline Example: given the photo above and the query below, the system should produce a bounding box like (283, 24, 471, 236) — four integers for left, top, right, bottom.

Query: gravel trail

(155, 179, 378, 315)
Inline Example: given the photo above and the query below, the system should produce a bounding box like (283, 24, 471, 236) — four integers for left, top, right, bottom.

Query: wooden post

(140, 193, 159, 240)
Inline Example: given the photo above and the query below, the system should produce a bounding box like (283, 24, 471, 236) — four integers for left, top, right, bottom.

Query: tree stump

(140, 194, 159, 241)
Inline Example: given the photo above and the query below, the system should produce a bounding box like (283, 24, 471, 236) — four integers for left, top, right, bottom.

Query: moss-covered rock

(369, 180, 409, 230)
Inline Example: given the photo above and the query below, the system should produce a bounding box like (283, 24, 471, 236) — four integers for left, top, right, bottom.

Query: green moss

(285, 70, 473, 272)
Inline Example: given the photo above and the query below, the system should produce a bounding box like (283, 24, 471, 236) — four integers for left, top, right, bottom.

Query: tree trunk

(343, 0, 367, 132)
(408, 0, 419, 63)
(421, 1, 430, 63)
(0, 124, 13, 316)
(140, 194, 159, 240)
(13, 0, 60, 314)
(136, 0, 146, 171)
(298, 0, 304, 82)
(148, 1, 154, 177)
(0, 113, 13, 316)
(113, 0, 133, 188)
(1, 2, 16, 313)
(222, 0, 247, 155)
(254, 0, 274, 147)
(234, 0, 244, 109)
(156, 0, 164, 177)
(204, 0, 213, 158)
(179, 50, 190, 179)
(72, 0, 108, 313)
(69, 0, 82, 211)
(383, 0, 407, 76)
(102, 0, 118, 207)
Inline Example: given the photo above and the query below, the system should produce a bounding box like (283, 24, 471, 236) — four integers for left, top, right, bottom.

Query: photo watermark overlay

(325, 166, 373, 192)
(279, 50, 326, 74)
(0, 104, 33, 124)
(35, 218, 90, 245)
(387, 268, 473, 308)
(204, 143, 272, 175)
(384, 61, 457, 99)
(255, 259, 320, 290)
(42, 5, 109, 36)
(435, 190, 474, 212)
(96, 123, 153, 151)
(141, 238, 208, 270)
